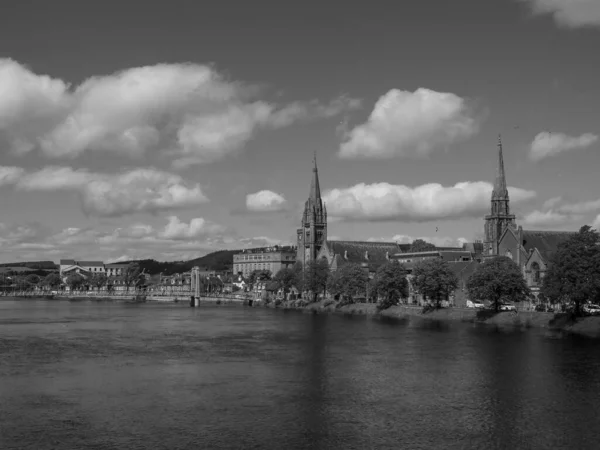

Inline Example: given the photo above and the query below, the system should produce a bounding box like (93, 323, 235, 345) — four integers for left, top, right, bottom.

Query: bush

(376, 296, 399, 311)
(323, 299, 335, 308)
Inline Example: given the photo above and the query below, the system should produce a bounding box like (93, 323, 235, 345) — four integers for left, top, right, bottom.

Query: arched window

(531, 262, 541, 284)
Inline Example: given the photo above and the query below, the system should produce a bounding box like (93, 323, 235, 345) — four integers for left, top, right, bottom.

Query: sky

(1, 0, 600, 263)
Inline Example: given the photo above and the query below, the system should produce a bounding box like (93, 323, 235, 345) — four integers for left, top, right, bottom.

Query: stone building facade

(233, 246, 297, 277)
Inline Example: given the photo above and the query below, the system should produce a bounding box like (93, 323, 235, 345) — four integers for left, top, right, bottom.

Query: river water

(1, 299, 600, 449)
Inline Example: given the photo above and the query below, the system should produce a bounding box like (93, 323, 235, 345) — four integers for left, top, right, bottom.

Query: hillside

(119, 249, 239, 275)
(0, 261, 58, 270)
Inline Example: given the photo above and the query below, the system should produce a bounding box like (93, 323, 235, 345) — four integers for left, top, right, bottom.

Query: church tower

(484, 136, 516, 256)
(296, 153, 327, 265)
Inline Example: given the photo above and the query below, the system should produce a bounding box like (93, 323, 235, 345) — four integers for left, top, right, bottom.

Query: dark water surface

(1, 300, 600, 449)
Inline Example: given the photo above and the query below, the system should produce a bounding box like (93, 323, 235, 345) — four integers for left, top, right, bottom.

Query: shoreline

(265, 299, 600, 339)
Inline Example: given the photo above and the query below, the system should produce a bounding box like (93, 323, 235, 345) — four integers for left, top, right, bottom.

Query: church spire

(493, 134, 508, 198)
(309, 151, 321, 203)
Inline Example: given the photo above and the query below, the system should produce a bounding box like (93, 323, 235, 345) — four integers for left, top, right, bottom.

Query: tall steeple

(297, 153, 327, 265)
(484, 135, 515, 256)
(309, 151, 322, 203)
(493, 135, 508, 199)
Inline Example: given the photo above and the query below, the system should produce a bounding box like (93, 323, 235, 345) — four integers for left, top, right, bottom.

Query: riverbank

(266, 299, 600, 339)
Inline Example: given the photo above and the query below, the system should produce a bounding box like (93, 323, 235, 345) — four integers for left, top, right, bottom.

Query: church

(483, 136, 577, 298)
(296, 156, 410, 274)
(296, 136, 578, 300)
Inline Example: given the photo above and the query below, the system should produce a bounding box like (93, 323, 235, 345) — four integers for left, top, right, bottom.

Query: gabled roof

(327, 240, 400, 268)
(60, 259, 76, 265)
(78, 261, 104, 266)
(522, 230, 577, 262)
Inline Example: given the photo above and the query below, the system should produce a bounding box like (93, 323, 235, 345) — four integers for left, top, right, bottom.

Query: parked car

(583, 304, 600, 316)
(498, 302, 517, 312)
(466, 300, 485, 309)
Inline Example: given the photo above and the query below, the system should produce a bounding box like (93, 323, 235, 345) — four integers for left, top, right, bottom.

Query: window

(531, 262, 541, 284)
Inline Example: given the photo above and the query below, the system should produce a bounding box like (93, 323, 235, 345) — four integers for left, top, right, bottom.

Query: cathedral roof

(492, 135, 509, 199)
(326, 240, 404, 270)
(521, 230, 577, 262)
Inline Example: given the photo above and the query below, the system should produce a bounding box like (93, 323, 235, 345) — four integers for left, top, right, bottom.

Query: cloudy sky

(1, 0, 599, 263)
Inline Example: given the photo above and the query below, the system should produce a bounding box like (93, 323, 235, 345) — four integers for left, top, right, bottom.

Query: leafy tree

(90, 273, 108, 290)
(410, 239, 437, 253)
(66, 273, 85, 291)
(541, 225, 600, 316)
(371, 261, 409, 310)
(327, 263, 368, 304)
(411, 259, 459, 308)
(291, 262, 305, 291)
(42, 273, 62, 289)
(247, 269, 272, 287)
(123, 263, 142, 292)
(304, 259, 330, 301)
(467, 256, 530, 312)
(25, 274, 41, 287)
(273, 267, 297, 295)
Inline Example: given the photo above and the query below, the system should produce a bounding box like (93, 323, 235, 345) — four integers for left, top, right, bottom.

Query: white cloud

(592, 214, 600, 230)
(542, 196, 563, 210)
(2, 165, 207, 217)
(323, 181, 536, 222)
(368, 234, 469, 248)
(0, 59, 359, 166)
(529, 131, 598, 161)
(522, 210, 580, 228)
(338, 88, 479, 159)
(557, 198, 600, 215)
(245, 190, 287, 212)
(520, 0, 600, 28)
(0, 216, 288, 264)
(158, 216, 226, 240)
(0, 166, 24, 186)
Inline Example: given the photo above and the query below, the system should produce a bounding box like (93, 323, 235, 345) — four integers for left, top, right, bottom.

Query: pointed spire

(309, 151, 321, 203)
(493, 134, 508, 197)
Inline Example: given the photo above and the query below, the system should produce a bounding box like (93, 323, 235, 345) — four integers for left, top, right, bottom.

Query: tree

(25, 274, 41, 288)
(410, 239, 437, 253)
(42, 273, 62, 289)
(247, 269, 272, 287)
(467, 256, 530, 312)
(371, 261, 409, 309)
(326, 263, 368, 304)
(123, 263, 142, 292)
(304, 259, 330, 301)
(273, 267, 297, 295)
(90, 273, 108, 291)
(66, 273, 85, 291)
(541, 225, 600, 316)
(412, 259, 459, 308)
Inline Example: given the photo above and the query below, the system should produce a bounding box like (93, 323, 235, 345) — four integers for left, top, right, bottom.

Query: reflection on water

(1, 299, 600, 449)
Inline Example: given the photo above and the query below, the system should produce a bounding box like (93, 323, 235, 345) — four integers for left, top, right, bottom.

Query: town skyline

(1, 0, 600, 263)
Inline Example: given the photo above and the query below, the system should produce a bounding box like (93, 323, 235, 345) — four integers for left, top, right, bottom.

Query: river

(1, 299, 600, 449)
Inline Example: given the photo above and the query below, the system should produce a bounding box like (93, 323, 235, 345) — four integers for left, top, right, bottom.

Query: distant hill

(118, 249, 239, 275)
(0, 261, 58, 270)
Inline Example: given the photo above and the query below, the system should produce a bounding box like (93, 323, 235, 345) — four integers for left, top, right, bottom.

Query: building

(297, 154, 328, 265)
(104, 263, 129, 277)
(483, 136, 577, 298)
(233, 245, 297, 277)
(59, 259, 105, 278)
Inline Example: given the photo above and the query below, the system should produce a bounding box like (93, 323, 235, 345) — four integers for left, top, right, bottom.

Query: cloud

(338, 88, 479, 159)
(521, 210, 581, 228)
(0, 215, 290, 264)
(245, 190, 287, 212)
(158, 216, 226, 240)
(0, 166, 25, 186)
(323, 181, 536, 222)
(520, 0, 600, 28)
(0, 58, 359, 166)
(1, 165, 208, 217)
(529, 131, 598, 161)
(593, 214, 600, 230)
(368, 234, 469, 248)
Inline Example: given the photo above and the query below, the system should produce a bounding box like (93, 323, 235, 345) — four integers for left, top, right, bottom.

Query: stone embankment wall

(273, 299, 600, 339)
